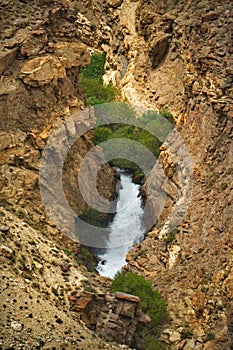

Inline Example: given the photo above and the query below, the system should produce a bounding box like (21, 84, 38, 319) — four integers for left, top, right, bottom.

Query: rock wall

(100, 0, 233, 349)
(0, 0, 117, 232)
(0, 207, 130, 349)
(68, 290, 150, 349)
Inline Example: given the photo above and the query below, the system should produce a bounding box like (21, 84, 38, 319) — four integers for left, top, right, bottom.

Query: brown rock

(106, 321, 120, 330)
(138, 312, 151, 324)
(202, 12, 219, 22)
(222, 272, 233, 299)
(0, 245, 14, 258)
(20, 55, 66, 87)
(69, 291, 95, 312)
(20, 32, 48, 57)
(121, 301, 136, 318)
(115, 292, 140, 303)
(192, 290, 205, 317)
(54, 42, 90, 68)
(0, 227, 9, 233)
(109, 312, 119, 324)
(59, 261, 70, 272)
(0, 77, 19, 96)
(107, 0, 123, 8)
(0, 48, 18, 75)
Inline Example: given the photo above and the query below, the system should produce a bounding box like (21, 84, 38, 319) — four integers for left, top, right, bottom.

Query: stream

(96, 170, 146, 278)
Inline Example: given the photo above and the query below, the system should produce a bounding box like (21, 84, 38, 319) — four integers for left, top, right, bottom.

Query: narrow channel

(96, 170, 146, 279)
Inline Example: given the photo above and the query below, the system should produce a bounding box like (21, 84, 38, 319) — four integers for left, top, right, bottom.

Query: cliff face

(0, 2, 120, 349)
(101, 0, 233, 349)
(0, 0, 117, 230)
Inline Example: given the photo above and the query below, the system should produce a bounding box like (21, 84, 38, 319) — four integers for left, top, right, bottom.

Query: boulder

(0, 77, 19, 96)
(107, 0, 123, 8)
(0, 48, 18, 75)
(0, 227, 9, 233)
(54, 42, 90, 68)
(20, 32, 48, 57)
(202, 12, 219, 22)
(20, 55, 66, 87)
(0, 245, 14, 258)
(69, 291, 95, 313)
(11, 321, 23, 332)
(115, 291, 140, 302)
(121, 301, 136, 318)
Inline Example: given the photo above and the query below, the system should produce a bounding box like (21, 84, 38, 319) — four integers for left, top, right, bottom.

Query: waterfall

(96, 171, 146, 278)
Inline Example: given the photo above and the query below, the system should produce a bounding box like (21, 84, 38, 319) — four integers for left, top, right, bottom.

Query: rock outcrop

(0, 0, 118, 233)
(100, 0, 233, 349)
(68, 290, 150, 349)
(0, 207, 128, 349)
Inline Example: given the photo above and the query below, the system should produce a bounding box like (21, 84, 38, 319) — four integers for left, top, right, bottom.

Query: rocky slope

(0, 208, 124, 350)
(0, 1, 120, 349)
(0, 0, 117, 231)
(100, 0, 233, 349)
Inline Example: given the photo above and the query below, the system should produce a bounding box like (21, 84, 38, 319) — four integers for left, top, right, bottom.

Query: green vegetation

(78, 52, 175, 180)
(95, 125, 161, 157)
(77, 246, 97, 273)
(64, 248, 71, 256)
(111, 272, 167, 347)
(78, 52, 118, 105)
(79, 207, 110, 227)
(166, 223, 179, 243)
(93, 123, 162, 180)
(35, 338, 45, 350)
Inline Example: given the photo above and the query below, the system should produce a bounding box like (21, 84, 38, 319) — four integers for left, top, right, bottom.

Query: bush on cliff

(111, 271, 167, 332)
(78, 52, 118, 105)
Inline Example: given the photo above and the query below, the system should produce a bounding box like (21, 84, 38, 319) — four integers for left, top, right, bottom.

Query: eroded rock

(20, 56, 66, 87)
(54, 41, 90, 68)
(11, 321, 23, 331)
(0, 245, 14, 258)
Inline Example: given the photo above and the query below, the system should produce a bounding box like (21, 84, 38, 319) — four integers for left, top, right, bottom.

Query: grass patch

(166, 223, 179, 243)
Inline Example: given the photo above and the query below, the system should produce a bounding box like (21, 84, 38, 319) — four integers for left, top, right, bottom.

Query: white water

(96, 171, 146, 278)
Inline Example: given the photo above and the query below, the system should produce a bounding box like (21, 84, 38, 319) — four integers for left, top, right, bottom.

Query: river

(96, 171, 146, 278)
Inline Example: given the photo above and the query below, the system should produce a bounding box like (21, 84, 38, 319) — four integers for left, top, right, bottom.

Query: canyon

(0, 0, 233, 349)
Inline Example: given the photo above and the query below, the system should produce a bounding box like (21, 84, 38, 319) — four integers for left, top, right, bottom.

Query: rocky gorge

(0, 0, 233, 349)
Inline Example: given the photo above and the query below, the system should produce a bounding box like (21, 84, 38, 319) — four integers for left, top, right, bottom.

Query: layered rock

(0, 207, 129, 350)
(0, 0, 118, 236)
(101, 0, 233, 349)
(68, 290, 150, 349)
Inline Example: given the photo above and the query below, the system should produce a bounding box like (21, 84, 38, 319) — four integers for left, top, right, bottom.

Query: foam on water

(96, 172, 146, 278)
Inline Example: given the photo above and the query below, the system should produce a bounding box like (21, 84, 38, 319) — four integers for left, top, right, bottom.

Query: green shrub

(80, 52, 106, 79)
(143, 334, 167, 350)
(93, 127, 113, 144)
(93, 124, 161, 179)
(160, 108, 174, 124)
(111, 272, 167, 332)
(79, 207, 108, 227)
(109, 125, 161, 157)
(78, 53, 118, 105)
